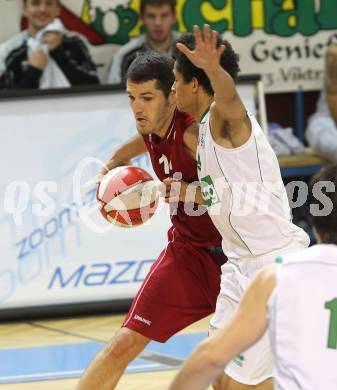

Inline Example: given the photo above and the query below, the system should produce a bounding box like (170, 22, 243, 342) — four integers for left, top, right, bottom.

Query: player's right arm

(99, 134, 147, 179)
(169, 264, 276, 390)
(176, 25, 251, 148)
(325, 42, 337, 124)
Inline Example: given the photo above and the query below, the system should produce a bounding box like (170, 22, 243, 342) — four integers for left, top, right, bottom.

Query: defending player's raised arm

(99, 134, 147, 180)
(176, 25, 249, 144)
(169, 264, 276, 390)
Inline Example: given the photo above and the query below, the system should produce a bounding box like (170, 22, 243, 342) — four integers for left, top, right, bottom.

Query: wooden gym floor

(0, 313, 211, 389)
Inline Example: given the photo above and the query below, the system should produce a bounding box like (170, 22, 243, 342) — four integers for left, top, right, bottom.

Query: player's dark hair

(308, 164, 337, 244)
(140, 0, 176, 15)
(127, 51, 174, 98)
(172, 32, 240, 96)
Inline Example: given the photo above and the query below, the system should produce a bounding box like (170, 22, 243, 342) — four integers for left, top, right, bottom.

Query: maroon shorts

(122, 227, 226, 342)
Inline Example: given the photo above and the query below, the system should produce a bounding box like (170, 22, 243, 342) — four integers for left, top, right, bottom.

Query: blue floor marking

(0, 332, 206, 383)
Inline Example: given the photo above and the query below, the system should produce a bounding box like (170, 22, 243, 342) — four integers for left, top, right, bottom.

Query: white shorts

(209, 258, 274, 385)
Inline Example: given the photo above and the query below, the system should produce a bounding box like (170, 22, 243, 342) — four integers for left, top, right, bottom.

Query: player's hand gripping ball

(97, 166, 159, 227)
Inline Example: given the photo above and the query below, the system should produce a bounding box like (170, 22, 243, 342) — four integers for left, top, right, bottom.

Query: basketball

(97, 166, 159, 227)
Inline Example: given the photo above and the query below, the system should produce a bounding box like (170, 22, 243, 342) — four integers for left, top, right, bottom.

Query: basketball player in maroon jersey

(77, 52, 226, 389)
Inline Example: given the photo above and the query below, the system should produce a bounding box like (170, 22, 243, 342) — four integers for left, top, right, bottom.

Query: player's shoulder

(278, 244, 337, 268)
(174, 110, 195, 130)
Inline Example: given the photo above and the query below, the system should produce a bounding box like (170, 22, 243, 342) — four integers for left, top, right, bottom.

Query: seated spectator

(306, 41, 337, 162)
(0, 0, 99, 90)
(107, 0, 178, 85)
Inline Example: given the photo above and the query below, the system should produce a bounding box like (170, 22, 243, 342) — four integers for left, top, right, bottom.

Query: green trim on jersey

(199, 107, 210, 123)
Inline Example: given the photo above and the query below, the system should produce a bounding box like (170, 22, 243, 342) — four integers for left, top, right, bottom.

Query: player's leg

(76, 235, 173, 390)
(76, 327, 150, 390)
(209, 261, 273, 390)
(77, 228, 224, 389)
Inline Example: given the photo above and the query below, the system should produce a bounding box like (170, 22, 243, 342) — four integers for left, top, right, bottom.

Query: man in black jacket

(0, 0, 99, 89)
(107, 0, 178, 85)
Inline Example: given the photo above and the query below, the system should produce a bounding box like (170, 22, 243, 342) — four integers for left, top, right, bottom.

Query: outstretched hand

(176, 24, 225, 72)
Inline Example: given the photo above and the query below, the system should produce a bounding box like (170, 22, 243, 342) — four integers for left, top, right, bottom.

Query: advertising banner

(0, 90, 171, 310)
(1, 0, 336, 92)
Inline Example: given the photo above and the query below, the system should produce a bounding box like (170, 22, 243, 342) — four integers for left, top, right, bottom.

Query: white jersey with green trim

(197, 111, 309, 261)
(268, 244, 337, 390)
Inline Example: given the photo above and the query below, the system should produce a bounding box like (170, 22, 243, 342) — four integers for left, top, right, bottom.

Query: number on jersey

(325, 298, 337, 349)
(159, 154, 172, 175)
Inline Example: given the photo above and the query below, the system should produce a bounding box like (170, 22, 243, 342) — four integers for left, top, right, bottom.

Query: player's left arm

(176, 25, 250, 148)
(169, 264, 276, 390)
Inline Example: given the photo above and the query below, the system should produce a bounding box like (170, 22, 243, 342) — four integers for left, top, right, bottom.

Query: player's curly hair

(126, 51, 174, 98)
(172, 32, 240, 96)
(308, 164, 337, 244)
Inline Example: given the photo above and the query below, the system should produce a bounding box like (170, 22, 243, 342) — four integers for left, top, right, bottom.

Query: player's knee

(104, 330, 136, 361)
(103, 328, 146, 365)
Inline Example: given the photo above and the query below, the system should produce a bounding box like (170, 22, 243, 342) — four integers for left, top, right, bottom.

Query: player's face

(173, 63, 195, 113)
(23, 0, 60, 33)
(141, 4, 176, 44)
(127, 80, 173, 135)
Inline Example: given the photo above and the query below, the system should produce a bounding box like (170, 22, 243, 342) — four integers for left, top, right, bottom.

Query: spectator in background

(306, 41, 337, 162)
(0, 0, 99, 90)
(107, 0, 178, 85)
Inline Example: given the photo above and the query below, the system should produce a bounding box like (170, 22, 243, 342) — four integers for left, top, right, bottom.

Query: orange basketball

(97, 166, 159, 227)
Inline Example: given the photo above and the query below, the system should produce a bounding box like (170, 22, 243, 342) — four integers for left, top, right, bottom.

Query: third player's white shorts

(209, 258, 274, 385)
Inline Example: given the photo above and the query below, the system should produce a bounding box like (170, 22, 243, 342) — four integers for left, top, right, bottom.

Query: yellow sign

(81, 0, 337, 44)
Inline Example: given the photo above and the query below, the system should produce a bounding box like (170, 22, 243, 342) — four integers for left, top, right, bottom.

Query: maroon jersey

(142, 110, 222, 247)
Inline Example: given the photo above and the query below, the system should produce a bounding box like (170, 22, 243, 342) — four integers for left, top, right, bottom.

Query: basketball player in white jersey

(168, 25, 310, 389)
(170, 163, 337, 390)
